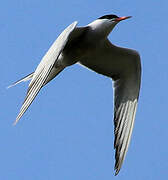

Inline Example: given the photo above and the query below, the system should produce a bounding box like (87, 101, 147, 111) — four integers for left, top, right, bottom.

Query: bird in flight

(9, 14, 141, 175)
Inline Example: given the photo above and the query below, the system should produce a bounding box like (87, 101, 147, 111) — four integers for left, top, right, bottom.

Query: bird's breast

(61, 41, 96, 66)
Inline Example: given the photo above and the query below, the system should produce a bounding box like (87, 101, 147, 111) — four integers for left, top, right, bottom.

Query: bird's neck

(87, 19, 116, 39)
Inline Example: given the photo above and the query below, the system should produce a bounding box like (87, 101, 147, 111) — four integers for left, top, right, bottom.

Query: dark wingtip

(115, 169, 120, 176)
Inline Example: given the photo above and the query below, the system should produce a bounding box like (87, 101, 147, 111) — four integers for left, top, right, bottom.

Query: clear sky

(1, 0, 168, 179)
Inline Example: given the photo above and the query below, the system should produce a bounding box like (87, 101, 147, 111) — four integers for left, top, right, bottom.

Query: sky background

(1, 0, 168, 179)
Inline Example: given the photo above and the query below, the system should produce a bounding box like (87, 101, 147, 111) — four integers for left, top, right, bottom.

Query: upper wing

(14, 21, 78, 125)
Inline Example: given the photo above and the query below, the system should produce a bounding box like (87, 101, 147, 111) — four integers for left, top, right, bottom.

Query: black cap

(98, 14, 119, 20)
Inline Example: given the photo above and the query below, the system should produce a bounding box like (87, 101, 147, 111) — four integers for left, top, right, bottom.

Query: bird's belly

(58, 46, 90, 67)
(56, 53, 78, 67)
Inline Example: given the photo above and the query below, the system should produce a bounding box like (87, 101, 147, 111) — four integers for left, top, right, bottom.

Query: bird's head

(88, 14, 132, 38)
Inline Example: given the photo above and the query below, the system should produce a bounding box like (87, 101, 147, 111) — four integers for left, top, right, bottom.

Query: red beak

(115, 16, 132, 22)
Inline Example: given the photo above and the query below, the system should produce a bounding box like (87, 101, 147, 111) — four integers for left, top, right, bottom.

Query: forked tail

(7, 72, 34, 88)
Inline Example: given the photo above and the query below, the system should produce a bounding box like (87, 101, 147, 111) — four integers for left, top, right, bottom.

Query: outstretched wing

(79, 39, 141, 175)
(14, 21, 78, 125)
(113, 53, 141, 175)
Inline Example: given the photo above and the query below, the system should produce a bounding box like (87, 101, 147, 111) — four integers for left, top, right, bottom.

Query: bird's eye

(111, 18, 117, 21)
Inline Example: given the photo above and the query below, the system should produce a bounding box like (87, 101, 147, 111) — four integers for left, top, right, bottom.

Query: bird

(9, 14, 141, 175)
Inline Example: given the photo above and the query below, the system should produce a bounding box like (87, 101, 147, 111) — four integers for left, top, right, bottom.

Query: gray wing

(79, 40, 141, 175)
(14, 21, 78, 125)
(113, 66, 141, 175)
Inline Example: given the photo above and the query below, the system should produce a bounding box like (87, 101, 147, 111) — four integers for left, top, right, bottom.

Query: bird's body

(10, 15, 141, 175)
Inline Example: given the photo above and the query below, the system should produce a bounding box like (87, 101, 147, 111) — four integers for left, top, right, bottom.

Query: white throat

(87, 19, 118, 38)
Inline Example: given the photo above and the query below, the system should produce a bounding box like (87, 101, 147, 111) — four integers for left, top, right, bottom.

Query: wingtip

(13, 118, 19, 126)
(13, 112, 23, 126)
(12, 121, 17, 126)
(114, 169, 120, 176)
(114, 160, 121, 176)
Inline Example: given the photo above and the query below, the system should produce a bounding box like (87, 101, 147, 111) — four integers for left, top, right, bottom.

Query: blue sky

(1, 0, 168, 179)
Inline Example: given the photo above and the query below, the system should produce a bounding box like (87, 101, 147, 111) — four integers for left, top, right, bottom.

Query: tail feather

(7, 72, 34, 88)
(13, 66, 65, 125)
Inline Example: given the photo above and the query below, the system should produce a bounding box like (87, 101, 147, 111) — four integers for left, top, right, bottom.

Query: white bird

(9, 14, 141, 175)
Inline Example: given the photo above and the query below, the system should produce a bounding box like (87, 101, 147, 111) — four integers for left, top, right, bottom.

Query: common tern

(9, 14, 141, 175)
